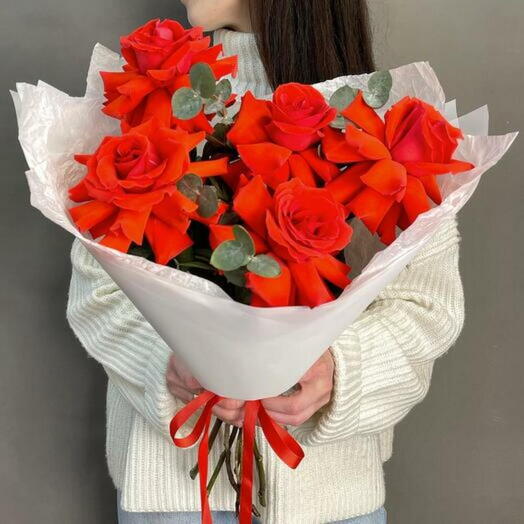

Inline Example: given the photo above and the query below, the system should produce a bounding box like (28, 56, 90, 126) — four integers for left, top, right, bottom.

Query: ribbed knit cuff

(294, 326, 362, 445)
(142, 343, 180, 440)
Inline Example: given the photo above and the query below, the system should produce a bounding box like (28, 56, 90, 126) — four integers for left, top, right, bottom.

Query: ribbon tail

(198, 398, 220, 524)
(170, 390, 222, 524)
(239, 401, 260, 524)
(258, 404, 304, 469)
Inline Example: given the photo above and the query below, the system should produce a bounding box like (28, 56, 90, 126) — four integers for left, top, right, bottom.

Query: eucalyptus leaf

(247, 254, 281, 278)
(219, 211, 240, 225)
(210, 240, 250, 271)
(363, 71, 393, 108)
(215, 78, 232, 101)
(190, 62, 217, 98)
(233, 225, 255, 257)
(177, 173, 203, 201)
(329, 85, 358, 111)
(204, 99, 225, 115)
(330, 114, 349, 130)
(172, 87, 203, 120)
(197, 185, 219, 218)
(224, 268, 247, 287)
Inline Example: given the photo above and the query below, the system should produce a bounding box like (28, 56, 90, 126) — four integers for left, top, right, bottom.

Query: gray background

(1, 0, 522, 522)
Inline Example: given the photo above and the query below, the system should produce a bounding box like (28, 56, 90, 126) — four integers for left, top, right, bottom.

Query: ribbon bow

(170, 390, 304, 524)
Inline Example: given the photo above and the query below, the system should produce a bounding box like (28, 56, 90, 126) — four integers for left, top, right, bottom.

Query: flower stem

(190, 418, 223, 480)
(254, 437, 267, 508)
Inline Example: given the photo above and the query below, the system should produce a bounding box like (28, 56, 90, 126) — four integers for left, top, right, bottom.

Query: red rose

(226, 87, 339, 191)
(266, 83, 337, 151)
(322, 93, 474, 243)
(121, 19, 203, 74)
(69, 121, 229, 263)
(100, 19, 238, 131)
(386, 97, 464, 168)
(230, 176, 352, 307)
(266, 178, 352, 262)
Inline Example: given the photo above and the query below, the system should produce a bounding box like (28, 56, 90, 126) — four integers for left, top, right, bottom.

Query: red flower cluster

(101, 19, 238, 132)
(69, 19, 474, 309)
(70, 19, 232, 264)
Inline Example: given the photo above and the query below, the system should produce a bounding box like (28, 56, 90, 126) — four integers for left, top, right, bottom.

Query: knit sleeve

(66, 239, 181, 440)
(294, 217, 465, 445)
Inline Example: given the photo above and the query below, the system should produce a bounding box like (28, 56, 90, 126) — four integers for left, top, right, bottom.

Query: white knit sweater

(66, 29, 465, 523)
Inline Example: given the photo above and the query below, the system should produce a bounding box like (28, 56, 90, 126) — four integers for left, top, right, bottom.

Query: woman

(66, 1, 464, 523)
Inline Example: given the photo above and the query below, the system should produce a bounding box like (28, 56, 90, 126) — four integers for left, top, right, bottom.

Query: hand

(261, 350, 335, 427)
(166, 353, 245, 426)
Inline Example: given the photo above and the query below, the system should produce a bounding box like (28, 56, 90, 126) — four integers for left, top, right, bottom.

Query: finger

(175, 372, 202, 393)
(168, 385, 195, 404)
(265, 399, 327, 427)
(262, 382, 317, 415)
(300, 352, 333, 384)
(216, 398, 245, 410)
(212, 404, 244, 425)
(168, 354, 203, 392)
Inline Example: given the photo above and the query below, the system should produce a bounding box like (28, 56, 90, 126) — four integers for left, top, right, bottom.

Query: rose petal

(341, 91, 386, 141)
(288, 260, 333, 307)
(360, 159, 407, 197)
(233, 175, 273, 237)
(325, 162, 371, 204)
(145, 215, 193, 265)
(227, 92, 271, 146)
(312, 255, 352, 290)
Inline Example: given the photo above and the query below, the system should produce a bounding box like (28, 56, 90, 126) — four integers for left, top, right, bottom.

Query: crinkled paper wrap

(12, 44, 517, 399)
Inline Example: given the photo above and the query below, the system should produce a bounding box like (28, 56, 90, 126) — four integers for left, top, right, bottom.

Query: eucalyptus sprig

(329, 70, 393, 129)
(172, 62, 233, 122)
(177, 173, 219, 218)
(210, 225, 281, 279)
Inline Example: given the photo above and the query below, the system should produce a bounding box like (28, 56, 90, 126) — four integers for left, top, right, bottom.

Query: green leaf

(176, 246, 194, 264)
(194, 247, 212, 260)
(210, 240, 250, 271)
(197, 185, 219, 218)
(204, 98, 225, 115)
(329, 114, 349, 130)
(178, 261, 213, 271)
(219, 211, 240, 225)
(224, 268, 247, 287)
(329, 85, 358, 111)
(363, 71, 393, 108)
(190, 62, 217, 98)
(172, 87, 203, 120)
(247, 254, 281, 278)
(128, 244, 154, 260)
(233, 225, 255, 257)
(177, 173, 203, 201)
(215, 78, 232, 102)
(213, 122, 231, 142)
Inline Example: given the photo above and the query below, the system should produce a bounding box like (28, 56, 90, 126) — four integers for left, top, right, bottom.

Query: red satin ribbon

(170, 391, 305, 524)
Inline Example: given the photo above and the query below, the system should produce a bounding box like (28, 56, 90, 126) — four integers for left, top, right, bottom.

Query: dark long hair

(249, 0, 375, 89)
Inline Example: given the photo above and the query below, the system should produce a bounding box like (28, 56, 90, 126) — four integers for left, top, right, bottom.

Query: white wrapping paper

(12, 44, 517, 399)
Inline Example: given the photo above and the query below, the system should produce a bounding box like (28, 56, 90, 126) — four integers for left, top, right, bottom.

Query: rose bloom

(121, 18, 204, 75)
(225, 84, 339, 191)
(69, 121, 228, 264)
(101, 18, 237, 130)
(266, 178, 352, 263)
(323, 92, 474, 243)
(229, 176, 352, 307)
(265, 83, 337, 151)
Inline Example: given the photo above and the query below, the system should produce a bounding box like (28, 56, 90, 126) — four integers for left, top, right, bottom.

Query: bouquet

(12, 19, 517, 524)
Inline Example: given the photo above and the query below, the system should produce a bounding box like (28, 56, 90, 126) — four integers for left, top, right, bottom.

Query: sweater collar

(213, 28, 272, 97)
